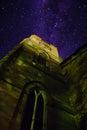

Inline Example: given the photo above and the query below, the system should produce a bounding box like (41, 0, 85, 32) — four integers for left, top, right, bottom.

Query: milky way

(0, 0, 87, 59)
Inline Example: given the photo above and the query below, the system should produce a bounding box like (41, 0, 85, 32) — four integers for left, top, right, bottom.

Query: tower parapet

(20, 34, 62, 63)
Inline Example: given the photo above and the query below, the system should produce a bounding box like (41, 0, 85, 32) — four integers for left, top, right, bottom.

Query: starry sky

(0, 0, 87, 60)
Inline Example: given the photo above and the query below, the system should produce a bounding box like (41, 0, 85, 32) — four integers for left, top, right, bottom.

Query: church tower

(0, 35, 76, 130)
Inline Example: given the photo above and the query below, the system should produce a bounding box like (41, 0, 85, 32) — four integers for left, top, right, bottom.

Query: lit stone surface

(22, 35, 62, 63)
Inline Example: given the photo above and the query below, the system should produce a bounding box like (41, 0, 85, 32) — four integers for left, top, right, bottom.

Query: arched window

(33, 52, 48, 66)
(37, 53, 47, 65)
(21, 88, 46, 130)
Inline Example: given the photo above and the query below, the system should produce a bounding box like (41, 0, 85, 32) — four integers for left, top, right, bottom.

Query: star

(83, 5, 86, 8)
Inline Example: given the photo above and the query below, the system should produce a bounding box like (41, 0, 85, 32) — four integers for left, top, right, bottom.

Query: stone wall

(61, 43, 87, 129)
(0, 37, 76, 130)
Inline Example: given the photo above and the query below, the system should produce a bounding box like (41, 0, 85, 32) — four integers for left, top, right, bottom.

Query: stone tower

(0, 35, 76, 130)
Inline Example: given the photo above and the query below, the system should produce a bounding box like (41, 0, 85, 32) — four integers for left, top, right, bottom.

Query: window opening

(21, 88, 45, 130)
(37, 54, 46, 65)
(21, 91, 35, 130)
(34, 94, 44, 130)
(33, 53, 47, 66)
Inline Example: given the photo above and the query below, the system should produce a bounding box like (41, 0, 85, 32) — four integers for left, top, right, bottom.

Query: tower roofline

(21, 34, 63, 63)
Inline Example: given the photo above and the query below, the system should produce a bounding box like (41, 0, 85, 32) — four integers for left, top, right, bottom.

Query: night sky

(0, 0, 87, 60)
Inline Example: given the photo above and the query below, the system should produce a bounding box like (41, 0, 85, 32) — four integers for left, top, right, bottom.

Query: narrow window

(37, 53, 46, 65)
(34, 94, 44, 130)
(33, 53, 47, 66)
(21, 89, 45, 130)
(21, 91, 35, 130)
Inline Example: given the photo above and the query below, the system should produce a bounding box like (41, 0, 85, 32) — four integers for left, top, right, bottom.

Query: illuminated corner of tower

(20, 34, 63, 63)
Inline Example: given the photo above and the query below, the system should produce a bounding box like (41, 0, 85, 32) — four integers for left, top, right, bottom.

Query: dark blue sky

(0, 0, 87, 60)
